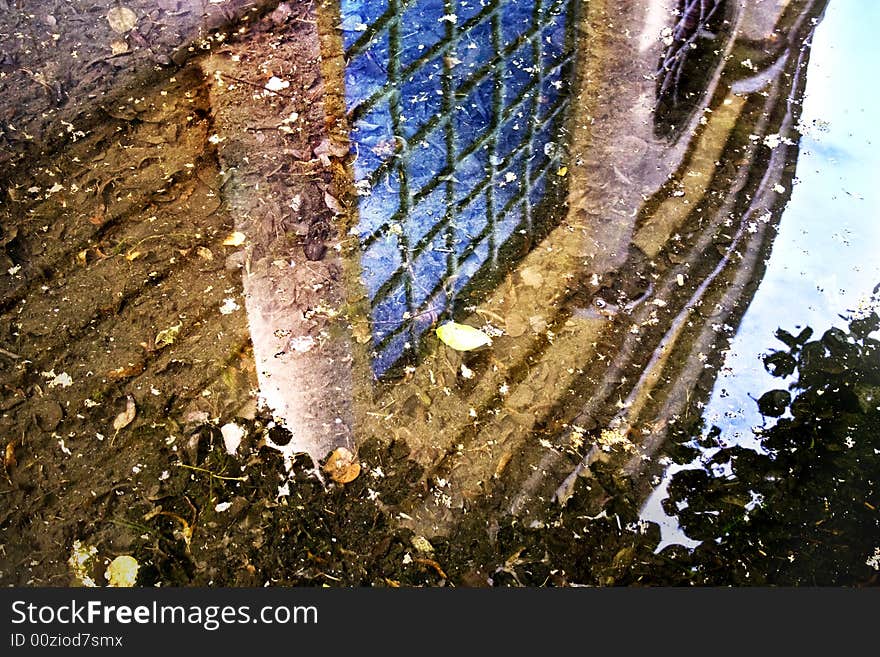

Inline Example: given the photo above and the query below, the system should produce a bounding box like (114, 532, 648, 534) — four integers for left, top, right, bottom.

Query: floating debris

(105, 555, 139, 587)
(221, 422, 245, 455)
(154, 322, 182, 349)
(323, 447, 361, 484)
(112, 395, 136, 433)
(436, 321, 492, 352)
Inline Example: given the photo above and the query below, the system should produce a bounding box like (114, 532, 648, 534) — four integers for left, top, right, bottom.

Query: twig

(175, 462, 248, 482)
(414, 557, 448, 580)
(0, 345, 21, 359)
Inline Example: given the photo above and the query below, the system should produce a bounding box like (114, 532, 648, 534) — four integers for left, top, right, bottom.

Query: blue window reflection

(341, 0, 575, 377)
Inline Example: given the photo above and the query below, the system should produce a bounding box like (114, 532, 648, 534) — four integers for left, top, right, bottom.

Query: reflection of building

(340, 0, 575, 376)
(654, 0, 730, 139)
(337, 1, 824, 535)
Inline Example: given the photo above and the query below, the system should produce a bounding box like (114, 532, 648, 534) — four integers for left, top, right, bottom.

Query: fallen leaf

(222, 231, 246, 246)
(313, 137, 350, 166)
(4, 439, 17, 470)
(323, 447, 361, 484)
(324, 191, 344, 214)
(112, 395, 136, 432)
(154, 322, 181, 349)
(351, 320, 372, 344)
(436, 321, 492, 351)
(411, 535, 435, 554)
(107, 7, 137, 34)
(110, 39, 129, 55)
(220, 422, 245, 455)
(108, 362, 145, 379)
(105, 555, 139, 587)
(196, 246, 213, 261)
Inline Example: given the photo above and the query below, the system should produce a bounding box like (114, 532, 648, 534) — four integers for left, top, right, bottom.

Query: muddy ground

(1, 1, 877, 588)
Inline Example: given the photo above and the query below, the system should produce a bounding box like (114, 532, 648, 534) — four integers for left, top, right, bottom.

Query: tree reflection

(652, 291, 880, 585)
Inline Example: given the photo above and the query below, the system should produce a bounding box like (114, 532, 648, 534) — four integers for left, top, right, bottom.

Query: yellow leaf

(105, 555, 139, 587)
(222, 231, 246, 246)
(154, 322, 181, 349)
(436, 321, 492, 351)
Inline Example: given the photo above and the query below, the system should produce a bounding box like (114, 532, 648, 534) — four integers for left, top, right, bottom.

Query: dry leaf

(108, 362, 145, 379)
(105, 555, 139, 587)
(324, 191, 344, 214)
(196, 246, 213, 261)
(154, 322, 181, 349)
(223, 231, 246, 246)
(436, 321, 492, 351)
(313, 137, 350, 166)
(112, 395, 136, 432)
(110, 39, 129, 55)
(351, 320, 372, 344)
(322, 447, 361, 484)
(107, 6, 137, 34)
(4, 439, 17, 470)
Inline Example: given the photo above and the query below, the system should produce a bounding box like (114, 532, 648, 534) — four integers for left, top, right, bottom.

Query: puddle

(3, 0, 877, 587)
(320, 0, 852, 540)
(639, 0, 880, 574)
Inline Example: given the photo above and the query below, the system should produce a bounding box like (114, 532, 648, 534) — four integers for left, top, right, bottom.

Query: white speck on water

(219, 297, 240, 314)
(221, 422, 245, 455)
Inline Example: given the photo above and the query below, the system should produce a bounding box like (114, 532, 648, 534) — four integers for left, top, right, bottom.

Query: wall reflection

(654, 0, 730, 139)
(340, 0, 575, 376)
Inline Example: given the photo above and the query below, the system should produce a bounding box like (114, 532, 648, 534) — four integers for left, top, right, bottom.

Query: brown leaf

(4, 439, 17, 470)
(323, 192, 344, 215)
(112, 395, 136, 432)
(108, 362, 145, 380)
(313, 137, 350, 163)
(322, 447, 361, 484)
